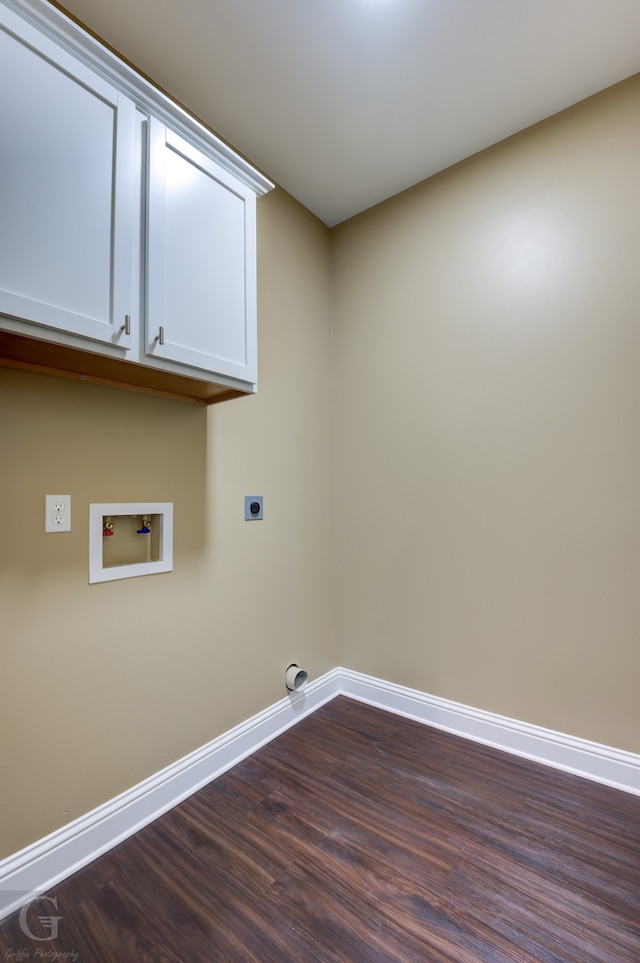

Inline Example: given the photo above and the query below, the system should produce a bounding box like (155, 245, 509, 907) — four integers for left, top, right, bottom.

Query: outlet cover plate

(45, 494, 71, 532)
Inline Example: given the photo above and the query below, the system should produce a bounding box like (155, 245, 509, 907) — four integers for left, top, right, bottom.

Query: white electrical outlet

(45, 494, 71, 533)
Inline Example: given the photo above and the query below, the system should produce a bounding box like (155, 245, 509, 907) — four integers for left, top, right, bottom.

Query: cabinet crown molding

(4, 0, 274, 197)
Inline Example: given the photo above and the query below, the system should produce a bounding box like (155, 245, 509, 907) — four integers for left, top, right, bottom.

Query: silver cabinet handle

(154, 326, 165, 346)
(119, 314, 131, 336)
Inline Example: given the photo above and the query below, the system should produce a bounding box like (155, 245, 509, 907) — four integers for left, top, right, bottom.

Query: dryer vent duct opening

(285, 663, 308, 692)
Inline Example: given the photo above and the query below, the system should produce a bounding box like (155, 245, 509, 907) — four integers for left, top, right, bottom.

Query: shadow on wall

(0, 367, 209, 583)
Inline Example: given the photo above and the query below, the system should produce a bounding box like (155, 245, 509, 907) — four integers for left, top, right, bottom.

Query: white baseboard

(1, 665, 638, 924)
(338, 668, 640, 797)
(0, 668, 342, 923)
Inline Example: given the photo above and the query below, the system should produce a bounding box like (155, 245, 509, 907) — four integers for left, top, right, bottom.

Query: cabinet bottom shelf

(0, 331, 250, 406)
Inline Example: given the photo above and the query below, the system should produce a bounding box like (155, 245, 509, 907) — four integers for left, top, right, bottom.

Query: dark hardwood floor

(1, 696, 639, 961)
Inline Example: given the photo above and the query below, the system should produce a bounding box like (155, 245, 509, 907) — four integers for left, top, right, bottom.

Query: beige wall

(3, 74, 640, 861)
(333, 76, 640, 753)
(0, 188, 336, 857)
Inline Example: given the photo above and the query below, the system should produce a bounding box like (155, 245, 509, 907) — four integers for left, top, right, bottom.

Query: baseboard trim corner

(2, 664, 638, 925)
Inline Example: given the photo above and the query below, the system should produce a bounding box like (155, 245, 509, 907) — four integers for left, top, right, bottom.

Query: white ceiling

(60, 0, 640, 227)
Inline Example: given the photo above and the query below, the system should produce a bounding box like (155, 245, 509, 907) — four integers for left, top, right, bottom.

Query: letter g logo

(19, 894, 62, 941)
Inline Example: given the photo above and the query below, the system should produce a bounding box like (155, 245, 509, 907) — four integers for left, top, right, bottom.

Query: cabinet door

(0, 7, 136, 348)
(146, 121, 257, 384)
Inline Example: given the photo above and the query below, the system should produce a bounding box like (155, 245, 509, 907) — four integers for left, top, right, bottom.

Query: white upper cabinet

(0, 5, 135, 349)
(0, 0, 272, 402)
(146, 122, 257, 384)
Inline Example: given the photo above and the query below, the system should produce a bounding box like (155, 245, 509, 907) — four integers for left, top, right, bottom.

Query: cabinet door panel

(0, 11, 135, 347)
(147, 122, 256, 382)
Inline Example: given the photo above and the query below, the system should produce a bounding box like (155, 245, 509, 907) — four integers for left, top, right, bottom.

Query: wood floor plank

(0, 695, 638, 961)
